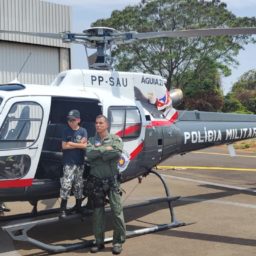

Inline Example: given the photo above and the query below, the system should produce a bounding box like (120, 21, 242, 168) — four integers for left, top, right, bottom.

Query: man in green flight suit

(86, 115, 126, 255)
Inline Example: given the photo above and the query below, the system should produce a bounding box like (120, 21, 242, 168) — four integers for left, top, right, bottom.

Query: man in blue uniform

(87, 115, 126, 255)
(59, 109, 87, 218)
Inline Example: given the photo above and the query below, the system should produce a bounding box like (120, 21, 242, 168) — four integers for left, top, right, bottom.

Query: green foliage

(222, 93, 252, 113)
(180, 57, 224, 111)
(230, 69, 256, 113)
(92, 0, 256, 111)
(233, 70, 256, 91)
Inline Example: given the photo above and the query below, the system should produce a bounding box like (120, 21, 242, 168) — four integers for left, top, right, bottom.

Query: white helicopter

(0, 26, 256, 253)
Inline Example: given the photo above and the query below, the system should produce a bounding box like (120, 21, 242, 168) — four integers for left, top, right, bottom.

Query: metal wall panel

(0, 0, 70, 48)
(0, 41, 59, 84)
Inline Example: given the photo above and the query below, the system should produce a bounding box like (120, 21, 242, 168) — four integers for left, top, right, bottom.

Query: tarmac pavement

(0, 145, 255, 256)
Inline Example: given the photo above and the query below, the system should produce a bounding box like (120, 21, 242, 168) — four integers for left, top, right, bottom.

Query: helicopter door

(0, 96, 50, 187)
(143, 121, 164, 166)
(162, 125, 178, 160)
(108, 106, 142, 156)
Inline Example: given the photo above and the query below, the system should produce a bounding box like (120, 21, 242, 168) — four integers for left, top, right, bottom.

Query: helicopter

(0, 26, 256, 252)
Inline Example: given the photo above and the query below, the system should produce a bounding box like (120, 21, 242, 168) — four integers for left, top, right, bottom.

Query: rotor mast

(81, 27, 119, 70)
(61, 27, 135, 70)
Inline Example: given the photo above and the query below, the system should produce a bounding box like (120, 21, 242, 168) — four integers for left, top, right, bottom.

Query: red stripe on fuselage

(130, 142, 144, 160)
(146, 111, 179, 128)
(169, 110, 179, 123)
(115, 124, 141, 137)
(0, 178, 33, 188)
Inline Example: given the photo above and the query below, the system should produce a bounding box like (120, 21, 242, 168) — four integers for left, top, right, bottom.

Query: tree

(181, 57, 224, 111)
(227, 69, 256, 113)
(92, 0, 256, 110)
(222, 93, 251, 114)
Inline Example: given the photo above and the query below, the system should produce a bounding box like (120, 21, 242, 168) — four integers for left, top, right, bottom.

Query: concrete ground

(0, 145, 256, 256)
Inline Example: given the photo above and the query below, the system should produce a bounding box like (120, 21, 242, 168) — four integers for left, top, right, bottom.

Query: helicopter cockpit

(0, 101, 40, 180)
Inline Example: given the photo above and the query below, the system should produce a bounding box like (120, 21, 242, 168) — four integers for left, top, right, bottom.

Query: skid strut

(2, 170, 186, 253)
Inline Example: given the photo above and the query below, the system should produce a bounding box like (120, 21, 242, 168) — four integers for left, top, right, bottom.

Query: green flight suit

(87, 133, 126, 245)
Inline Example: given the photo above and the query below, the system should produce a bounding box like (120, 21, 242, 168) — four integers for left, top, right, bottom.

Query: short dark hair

(95, 114, 109, 124)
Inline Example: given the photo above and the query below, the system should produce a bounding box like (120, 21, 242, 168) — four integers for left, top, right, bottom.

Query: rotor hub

(82, 27, 119, 70)
(83, 27, 118, 38)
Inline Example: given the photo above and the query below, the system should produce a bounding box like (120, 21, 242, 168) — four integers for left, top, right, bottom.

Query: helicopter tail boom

(174, 110, 256, 154)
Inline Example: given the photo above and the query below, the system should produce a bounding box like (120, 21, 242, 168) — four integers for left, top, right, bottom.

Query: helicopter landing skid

(2, 171, 186, 253)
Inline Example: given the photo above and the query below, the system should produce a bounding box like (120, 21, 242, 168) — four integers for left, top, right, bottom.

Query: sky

(46, 0, 256, 94)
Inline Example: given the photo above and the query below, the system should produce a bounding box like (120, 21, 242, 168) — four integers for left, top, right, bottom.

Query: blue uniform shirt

(62, 126, 87, 165)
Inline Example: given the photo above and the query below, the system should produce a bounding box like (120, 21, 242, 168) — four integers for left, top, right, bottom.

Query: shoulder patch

(118, 151, 130, 172)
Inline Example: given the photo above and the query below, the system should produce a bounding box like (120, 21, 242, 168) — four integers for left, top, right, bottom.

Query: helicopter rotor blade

(0, 29, 94, 44)
(0, 29, 103, 44)
(122, 27, 256, 43)
(0, 29, 64, 39)
(1, 26, 255, 69)
(1, 27, 256, 45)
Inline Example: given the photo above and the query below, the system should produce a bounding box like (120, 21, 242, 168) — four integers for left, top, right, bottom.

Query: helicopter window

(109, 109, 125, 136)
(0, 84, 25, 91)
(124, 108, 141, 138)
(0, 155, 31, 180)
(109, 107, 141, 140)
(0, 102, 43, 150)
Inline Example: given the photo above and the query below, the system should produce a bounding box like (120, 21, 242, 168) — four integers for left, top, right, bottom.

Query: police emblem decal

(117, 151, 130, 172)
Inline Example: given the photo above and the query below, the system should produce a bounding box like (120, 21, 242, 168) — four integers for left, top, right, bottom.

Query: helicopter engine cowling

(169, 89, 183, 107)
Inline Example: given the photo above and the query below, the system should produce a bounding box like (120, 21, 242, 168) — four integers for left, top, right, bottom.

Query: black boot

(59, 199, 67, 218)
(72, 199, 83, 214)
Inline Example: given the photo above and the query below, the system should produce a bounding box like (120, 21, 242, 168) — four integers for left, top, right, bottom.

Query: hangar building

(0, 0, 71, 85)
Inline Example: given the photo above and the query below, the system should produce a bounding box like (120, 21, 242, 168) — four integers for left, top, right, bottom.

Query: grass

(233, 138, 256, 152)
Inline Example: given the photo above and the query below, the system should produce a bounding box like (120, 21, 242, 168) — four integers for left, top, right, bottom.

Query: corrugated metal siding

(0, 41, 59, 84)
(0, 0, 70, 48)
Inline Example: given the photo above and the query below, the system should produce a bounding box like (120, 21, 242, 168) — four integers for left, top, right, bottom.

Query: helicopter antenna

(16, 52, 32, 81)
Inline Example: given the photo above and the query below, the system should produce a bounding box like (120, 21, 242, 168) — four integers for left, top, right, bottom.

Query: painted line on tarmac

(158, 165, 256, 172)
(161, 174, 256, 194)
(180, 197, 256, 209)
(192, 151, 256, 158)
(125, 196, 256, 209)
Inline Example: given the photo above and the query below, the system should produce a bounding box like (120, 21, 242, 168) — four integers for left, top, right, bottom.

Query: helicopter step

(1, 170, 186, 253)
(2, 195, 184, 253)
(0, 205, 62, 222)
